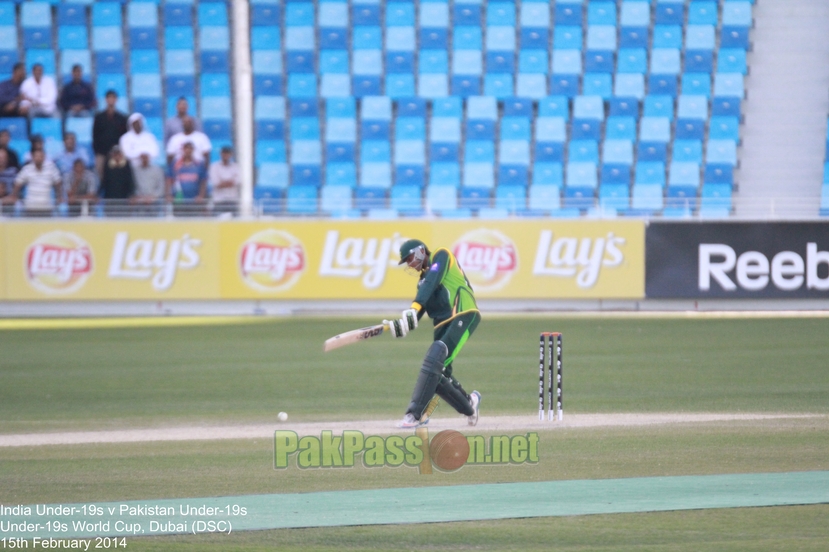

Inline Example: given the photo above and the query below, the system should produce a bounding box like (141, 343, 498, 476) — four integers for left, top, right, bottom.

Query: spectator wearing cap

(64, 158, 98, 217)
(131, 150, 165, 216)
(92, 90, 128, 177)
(59, 64, 96, 117)
(120, 113, 160, 165)
(166, 116, 211, 166)
(164, 96, 202, 146)
(2, 148, 61, 217)
(99, 145, 135, 216)
(0, 129, 20, 169)
(20, 63, 58, 117)
(0, 63, 30, 117)
(54, 132, 91, 175)
(167, 141, 207, 216)
(208, 146, 241, 216)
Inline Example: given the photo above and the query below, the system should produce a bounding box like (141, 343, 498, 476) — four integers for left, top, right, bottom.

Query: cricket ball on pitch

(278, 412, 288, 422)
(429, 430, 469, 472)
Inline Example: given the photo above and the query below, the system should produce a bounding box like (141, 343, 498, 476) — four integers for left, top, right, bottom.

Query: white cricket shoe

(467, 391, 481, 426)
(396, 413, 425, 429)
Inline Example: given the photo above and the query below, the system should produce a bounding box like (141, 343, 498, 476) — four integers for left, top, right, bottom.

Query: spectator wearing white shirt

(208, 146, 241, 216)
(166, 116, 211, 166)
(20, 63, 57, 117)
(3, 149, 61, 216)
(119, 113, 160, 164)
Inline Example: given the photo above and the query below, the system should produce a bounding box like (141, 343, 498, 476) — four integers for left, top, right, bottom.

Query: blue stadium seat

(648, 75, 678, 97)
(459, 187, 491, 210)
(669, 162, 701, 187)
(129, 28, 158, 50)
(92, 26, 122, 51)
(564, 186, 596, 210)
(638, 142, 668, 163)
(521, 27, 549, 50)
(93, 3, 121, 27)
(133, 98, 162, 118)
(722, 2, 753, 27)
(286, 185, 319, 216)
(635, 161, 666, 185)
(653, 25, 682, 49)
(605, 117, 637, 141)
(689, 2, 718, 25)
(704, 164, 734, 185)
(618, 48, 647, 74)
(721, 26, 750, 49)
(666, 185, 698, 210)
(201, 27, 230, 51)
(58, 26, 88, 50)
(132, 73, 162, 98)
(631, 184, 664, 212)
(587, 25, 617, 51)
(201, 97, 231, 120)
(712, 97, 742, 117)
(582, 74, 612, 98)
(427, 185, 460, 213)
(601, 164, 632, 185)
(256, 164, 288, 189)
(555, 3, 582, 26)
(0, 49, 17, 75)
(718, 49, 748, 74)
(566, 162, 598, 188)
(199, 3, 228, 26)
(250, 4, 280, 27)
(656, 2, 684, 25)
(672, 140, 703, 163)
(58, 4, 87, 26)
(686, 25, 716, 51)
(164, 3, 192, 27)
(706, 140, 738, 166)
(685, 50, 714, 74)
(699, 183, 733, 214)
(127, 3, 158, 28)
(709, 117, 741, 141)
(532, 163, 564, 187)
(528, 183, 562, 212)
(65, 117, 93, 145)
(603, 139, 634, 165)
(608, 97, 639, 119)
(554, 26, 582, 50)
(620, 26, 648, 49)
(598, 183, 630, 210)
(24, 28, 52, 50)
(95, 51, 124, 74)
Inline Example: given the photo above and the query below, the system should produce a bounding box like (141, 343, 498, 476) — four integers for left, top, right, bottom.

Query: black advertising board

(646, 222, 829, 298)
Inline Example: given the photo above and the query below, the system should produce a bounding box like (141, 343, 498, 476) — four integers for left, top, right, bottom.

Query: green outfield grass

(1, 315, 828, 550)
(0, 316, 827, 432)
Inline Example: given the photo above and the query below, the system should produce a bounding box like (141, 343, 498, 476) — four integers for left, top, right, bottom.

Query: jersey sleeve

(412, 249, 450, 308)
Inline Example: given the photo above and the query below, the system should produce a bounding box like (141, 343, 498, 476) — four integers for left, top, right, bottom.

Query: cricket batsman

(385, 238, 481, 429)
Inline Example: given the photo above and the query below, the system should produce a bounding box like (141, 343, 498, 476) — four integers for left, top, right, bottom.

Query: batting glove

(384, 318, 408, 338)
(402, 308, 418, 331)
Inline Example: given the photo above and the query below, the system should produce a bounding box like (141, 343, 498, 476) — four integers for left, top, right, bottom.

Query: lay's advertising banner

(0, 220, 644, 300)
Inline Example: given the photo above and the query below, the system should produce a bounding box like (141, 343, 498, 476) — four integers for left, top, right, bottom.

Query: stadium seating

(244, 0, 753, 216)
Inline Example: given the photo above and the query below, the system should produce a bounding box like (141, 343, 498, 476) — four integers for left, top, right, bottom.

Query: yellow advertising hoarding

(1, 219, 645, 300)
(2, 221, 220, 300)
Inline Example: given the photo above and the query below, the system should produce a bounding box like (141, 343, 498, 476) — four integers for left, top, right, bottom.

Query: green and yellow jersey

(410, 248, 478, 326)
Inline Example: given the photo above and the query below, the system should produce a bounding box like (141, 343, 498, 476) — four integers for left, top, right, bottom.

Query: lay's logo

(453, 229, 518, 292)
(239, 229, 305, 292)
(25, 231, 93, 294)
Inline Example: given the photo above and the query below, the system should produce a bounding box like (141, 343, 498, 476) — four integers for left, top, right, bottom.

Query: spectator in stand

(166, 116, 211, 166)
(92, 90, 128, 178)
(22, 135, 50, 165)
(0, 129, 20, 169)
(120, 113, 159, 165)
(99, 145, 134, 216)
(59, 64, 96, 117)
(209, 146, 241, 216)
(167, 141, 206, 216)
(64, 158, 98, 217)
(164, 96, 201, 145)
(20, 63, 58, 117)
(2, 148, 61, 216)
(0, 63, 30, 117)
(0, 148, 17, 215)
(54, 132, 91, 174)
(131, 151, 165, 216)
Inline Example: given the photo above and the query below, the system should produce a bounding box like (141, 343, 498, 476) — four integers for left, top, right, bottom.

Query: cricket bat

(323, 323, 389, 352)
